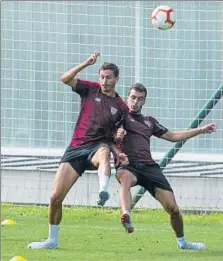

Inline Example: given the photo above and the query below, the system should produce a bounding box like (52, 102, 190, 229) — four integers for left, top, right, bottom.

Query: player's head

(99, 63, 119, 94)
(127, 83, 147, 114)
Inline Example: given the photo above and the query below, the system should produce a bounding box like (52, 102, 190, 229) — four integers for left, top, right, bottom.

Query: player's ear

(115, 76, 119, 83)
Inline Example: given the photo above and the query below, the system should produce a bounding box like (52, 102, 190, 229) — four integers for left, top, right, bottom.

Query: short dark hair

(128, 83, 147, 97)
(99, 62, 119, 77)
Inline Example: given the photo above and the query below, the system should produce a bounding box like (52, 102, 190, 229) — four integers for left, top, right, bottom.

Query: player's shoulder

(146, 116, 167, 131)
(143, 115, 158, 126)
(116, 95, 129, 112)
(77, 78, 100, 88)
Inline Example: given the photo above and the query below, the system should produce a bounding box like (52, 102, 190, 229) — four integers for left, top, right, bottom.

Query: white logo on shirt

(144, 120, 151, 127)
(111, 107, 117, 115)
(95, 97, 101, 102)
(130, 118, 135, 122)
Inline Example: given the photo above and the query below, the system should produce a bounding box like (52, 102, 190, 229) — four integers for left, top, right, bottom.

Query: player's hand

(116, 127, 126, 142)
(200, 123, 216, 134)
(118, 153, 129, 165)
(85, 51, 100, 66)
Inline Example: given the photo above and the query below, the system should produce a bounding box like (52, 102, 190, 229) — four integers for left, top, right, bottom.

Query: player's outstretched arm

(161, 123, 216, 142)
(60, 51, 100, 89)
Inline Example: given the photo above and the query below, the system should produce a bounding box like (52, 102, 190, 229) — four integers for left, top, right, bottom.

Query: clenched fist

(85, 51, 100, 66)
(200, 123, 216, 134)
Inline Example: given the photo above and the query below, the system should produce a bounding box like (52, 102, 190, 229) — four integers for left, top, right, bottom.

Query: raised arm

(161, 123, 216, 142)
(60, 51, 100, 89)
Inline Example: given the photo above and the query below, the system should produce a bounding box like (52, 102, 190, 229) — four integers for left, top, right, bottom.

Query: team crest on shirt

(111, 107, 117, 115)
(144, 120, 151, 127)
(95, 97, 101, 102)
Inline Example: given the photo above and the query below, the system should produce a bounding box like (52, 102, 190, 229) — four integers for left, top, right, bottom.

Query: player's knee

(167, 203, 180, 216)
(98, 147, 110, 161)
(50, 192, 63, 206)
(118, 171, 132, 187)
(93, 147, 110, 167)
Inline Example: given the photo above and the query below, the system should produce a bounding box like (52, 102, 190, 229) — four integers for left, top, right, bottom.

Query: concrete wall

(2, 169, 223, 211)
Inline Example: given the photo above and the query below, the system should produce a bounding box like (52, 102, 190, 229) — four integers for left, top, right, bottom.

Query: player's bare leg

(49, 163, 79, 224)
(155, 188, 206, 250)
(91, 146, 111, 206)
(28, 163, 79, 249)
(116, 169, 136, 233)
(117, 169, 137, 212)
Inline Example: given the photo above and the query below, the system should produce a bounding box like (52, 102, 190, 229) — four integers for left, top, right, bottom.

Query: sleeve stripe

(155, 122, 166, 131)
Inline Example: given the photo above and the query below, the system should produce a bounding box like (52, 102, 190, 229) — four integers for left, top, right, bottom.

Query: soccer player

(115, 83, 216, 250)
(27, 52, 128, 249)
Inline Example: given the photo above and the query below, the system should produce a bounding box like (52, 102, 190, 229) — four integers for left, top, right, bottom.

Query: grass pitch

(1, 204, 223, 261)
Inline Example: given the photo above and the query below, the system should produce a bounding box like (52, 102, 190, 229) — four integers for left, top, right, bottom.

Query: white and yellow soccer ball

(151, 6, 175, 30)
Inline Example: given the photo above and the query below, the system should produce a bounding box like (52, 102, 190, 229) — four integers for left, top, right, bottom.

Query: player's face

(127, 89, 146, 114)
(99, 69, 119, 94)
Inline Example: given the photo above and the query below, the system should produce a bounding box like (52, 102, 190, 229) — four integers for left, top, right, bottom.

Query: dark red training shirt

(69, 79, 128, 147)
(120, 113, 168, 164)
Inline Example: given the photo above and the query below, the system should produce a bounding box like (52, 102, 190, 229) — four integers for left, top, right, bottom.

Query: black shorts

(60, 142, 110, 176)
(117, 163, 173, 198)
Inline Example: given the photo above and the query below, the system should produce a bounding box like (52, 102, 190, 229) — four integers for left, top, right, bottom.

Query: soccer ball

(151, 6, 175, 30)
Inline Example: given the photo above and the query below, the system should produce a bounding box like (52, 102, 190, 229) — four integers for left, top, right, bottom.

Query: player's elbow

(60, 74, 69, 84)
(60, 76, 77, 89)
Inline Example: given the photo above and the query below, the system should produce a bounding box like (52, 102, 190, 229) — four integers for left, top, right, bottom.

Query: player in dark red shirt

(28, 52, 128, 249)
(116, 83, 216, 250)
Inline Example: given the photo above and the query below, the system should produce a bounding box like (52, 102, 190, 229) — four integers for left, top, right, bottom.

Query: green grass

(1, 204, 223, 261)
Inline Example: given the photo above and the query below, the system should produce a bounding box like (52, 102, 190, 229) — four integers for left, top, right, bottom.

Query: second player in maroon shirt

(121, 113, 168, 164)
(115, 82, 216, 252)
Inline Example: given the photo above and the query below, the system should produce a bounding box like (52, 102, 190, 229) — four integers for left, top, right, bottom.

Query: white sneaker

(27, 238, 58, 249)
(178, 242, 206, 250)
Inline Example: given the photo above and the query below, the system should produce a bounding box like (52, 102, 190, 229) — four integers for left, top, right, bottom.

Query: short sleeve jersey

(120, 113, 168, 164)
(69, 79, 128, 147)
